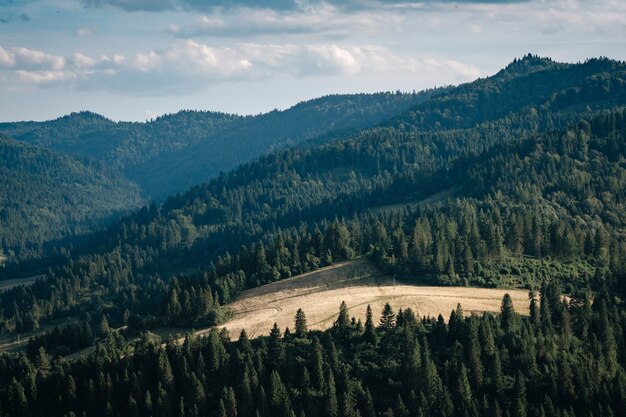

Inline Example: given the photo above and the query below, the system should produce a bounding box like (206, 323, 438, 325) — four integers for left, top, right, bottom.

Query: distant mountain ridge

(1, 55, 626, 259)
(0, 92, 433, 199)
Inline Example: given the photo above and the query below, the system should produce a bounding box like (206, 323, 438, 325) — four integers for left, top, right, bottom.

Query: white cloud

(167, 24, 181, 34)
(0, 40, 481, 93)
(10, 47, 65, 70)
(0, 46, 65, 74)
(73, 52, 97, 68)
(185, 3, 403, 38)
(196, 15, 224, 28)
(14, 69, 75, 84)
(467, 24, 482, 34)
(130, 50, 162, 72)
(75, 27, 93, 37)
(0, 47, 16, 67)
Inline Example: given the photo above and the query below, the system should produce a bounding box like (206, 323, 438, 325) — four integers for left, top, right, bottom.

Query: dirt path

(371, 187, 457, 214)
(0, 274, 42, 292)
(0, 315, 80, 354)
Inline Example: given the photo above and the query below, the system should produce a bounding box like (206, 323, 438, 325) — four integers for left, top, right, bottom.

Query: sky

(1, 0, 625, 122)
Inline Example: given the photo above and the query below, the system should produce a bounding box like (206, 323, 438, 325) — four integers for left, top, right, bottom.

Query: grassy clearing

(219, 259, 529, 339)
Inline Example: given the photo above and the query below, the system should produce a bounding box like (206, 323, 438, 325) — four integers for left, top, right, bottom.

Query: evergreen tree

(363, 304, 378, 345)
(294, 308, 307, 338)
(379, 303, 395, 330)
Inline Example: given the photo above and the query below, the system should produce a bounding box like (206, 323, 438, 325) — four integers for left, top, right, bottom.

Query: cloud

(75, 27, 93, 37)
(76, 0, 530, 13)
(80, 0, 177, 12)
(183, 3, 401, 38)
(0, 46, 65, 70)
(0, 40, 480, 94)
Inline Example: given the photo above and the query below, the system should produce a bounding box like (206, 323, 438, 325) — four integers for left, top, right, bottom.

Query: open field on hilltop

(218, 259, 530, 339)
(0, 274, 41, 292)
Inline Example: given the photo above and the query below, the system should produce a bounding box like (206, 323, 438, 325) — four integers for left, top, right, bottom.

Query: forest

(0, 55, 625, 416)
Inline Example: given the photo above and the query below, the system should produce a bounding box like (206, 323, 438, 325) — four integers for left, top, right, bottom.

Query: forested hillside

(1, 291, 624, 417)
(1, 56, 625, 259)
(1, 83, 625, 335)
(0, 92, 431, 199)
(1, 55, 626, 417)
(0, 92, 434, 258)
(0, 135, 142, 259)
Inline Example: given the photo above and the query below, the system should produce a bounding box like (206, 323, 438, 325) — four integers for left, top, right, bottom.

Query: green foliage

(0, 135, 142, 258)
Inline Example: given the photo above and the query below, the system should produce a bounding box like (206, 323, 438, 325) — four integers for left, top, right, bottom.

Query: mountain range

(0, 54, 625, 417)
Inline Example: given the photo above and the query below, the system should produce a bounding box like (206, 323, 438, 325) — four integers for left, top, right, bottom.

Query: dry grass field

(219, 259, 530, 339)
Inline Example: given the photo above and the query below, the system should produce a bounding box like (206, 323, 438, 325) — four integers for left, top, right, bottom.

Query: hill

(0, 63, 624, 335)
(0, 55, 625, 417)
(0, 92, 432, 199)
(2, 55, 626, 259)
(0, 135, 142, 259)
(219, 260, 529, 339)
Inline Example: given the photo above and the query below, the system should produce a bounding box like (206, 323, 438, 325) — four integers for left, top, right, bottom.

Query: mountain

(0, 92, 434, 199)
(2, 55, 625, 260)
(1, 57, 625, 334)
(0, 92, 437, 258)
(0, 135, 142, 259)
(0, 55, 625, 417)
(2, 65, 626, 417)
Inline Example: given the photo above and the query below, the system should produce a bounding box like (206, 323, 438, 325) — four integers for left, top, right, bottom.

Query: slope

(1, 56, 625, 336)
(0, 92, 432, 199)
(0, 135, 143, 258)
(219, 259, 529, 338)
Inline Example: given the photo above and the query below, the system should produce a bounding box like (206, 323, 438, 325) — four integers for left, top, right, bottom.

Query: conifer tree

(294, 308, 307, 338)
(363, 305, 378, 344)
(379, 303, 395, 330)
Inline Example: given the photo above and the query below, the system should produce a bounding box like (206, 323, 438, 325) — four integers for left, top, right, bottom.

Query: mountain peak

(59, 111, 111, 124)
(497, 54, 561, 79)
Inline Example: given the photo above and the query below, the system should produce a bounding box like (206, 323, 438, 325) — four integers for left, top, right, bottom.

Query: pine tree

(222, 387, 238, 417)
(324, 369, 338, 417)
(467, 319, 484, 388)
(489, 349, 504, 396)
(8, 378, 28, 417)
(310, 337, 325, 391)
(99, 314, 111, 337)
(294, 308, 308, 338)
(394, 394, 409, 417)
(500, 294, 518, 334)
(335, 301, 350, 330)
(455, 364, 475, 417)
(364, 305, 378, 344)
(268, 323, 284, 369)
(379, 303, 395, 330)
(511, 371, 527, 417)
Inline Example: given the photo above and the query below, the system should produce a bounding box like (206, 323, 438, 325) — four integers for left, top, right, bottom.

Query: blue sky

(1, 0, 625, 122)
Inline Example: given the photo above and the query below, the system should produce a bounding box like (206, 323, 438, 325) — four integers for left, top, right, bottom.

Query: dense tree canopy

(0, 55, 626, 416)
